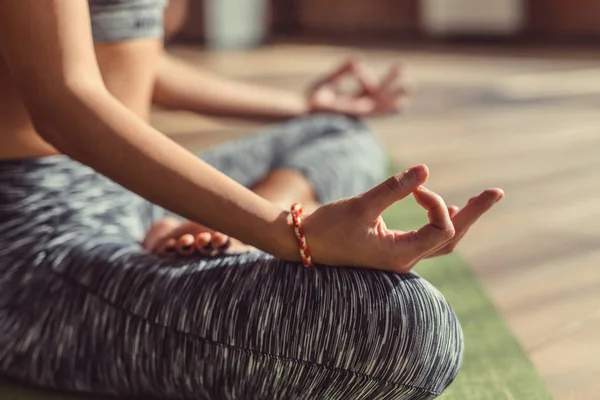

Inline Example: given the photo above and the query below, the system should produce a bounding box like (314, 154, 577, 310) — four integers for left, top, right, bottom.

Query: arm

(154, 52, 410, 121)
(153, 52, 309, 121)
(0, 0, 298, 259)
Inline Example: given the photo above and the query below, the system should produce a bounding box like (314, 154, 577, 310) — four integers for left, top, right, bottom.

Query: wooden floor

(153, 42, 600, 400)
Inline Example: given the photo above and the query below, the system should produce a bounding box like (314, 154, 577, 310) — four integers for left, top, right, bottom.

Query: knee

(379, 276, 464, 396)
(281, 113, 387, 201)
(311, 113, 387, 184)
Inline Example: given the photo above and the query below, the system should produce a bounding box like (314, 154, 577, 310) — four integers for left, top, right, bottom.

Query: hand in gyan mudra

(303, 165, 504, 272)
(307, 58, 409, 117)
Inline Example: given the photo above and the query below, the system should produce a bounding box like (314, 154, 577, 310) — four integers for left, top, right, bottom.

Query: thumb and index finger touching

(311, 58, 406, 116)
(358, 164, 455, 255)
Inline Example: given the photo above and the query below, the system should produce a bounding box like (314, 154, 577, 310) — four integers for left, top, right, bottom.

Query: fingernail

(406, 169, 418, 181)
(410, 165, 427, 181)
(203, 244, 213, 252)
(496, 190, 505, 202)
(179, 234, 195, 250)
(483, 190, 503, 204)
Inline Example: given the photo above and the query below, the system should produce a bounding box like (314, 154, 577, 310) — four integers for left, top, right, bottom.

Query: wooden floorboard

(158, 43, 600, 400)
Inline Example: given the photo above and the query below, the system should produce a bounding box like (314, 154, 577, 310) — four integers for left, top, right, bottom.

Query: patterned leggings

(0, 115, 463, 399)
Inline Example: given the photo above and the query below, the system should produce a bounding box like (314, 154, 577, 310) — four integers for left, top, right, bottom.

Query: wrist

(269, 209, 302, 261)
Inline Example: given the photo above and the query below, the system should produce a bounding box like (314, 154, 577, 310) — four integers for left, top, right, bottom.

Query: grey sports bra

(89, 0, 168, 43)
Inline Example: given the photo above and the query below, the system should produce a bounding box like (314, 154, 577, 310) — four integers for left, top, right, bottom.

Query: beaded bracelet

(290, 203, 314, 268)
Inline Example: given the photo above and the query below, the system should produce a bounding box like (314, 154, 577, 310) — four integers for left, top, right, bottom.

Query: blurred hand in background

(308, 58, 409, 117)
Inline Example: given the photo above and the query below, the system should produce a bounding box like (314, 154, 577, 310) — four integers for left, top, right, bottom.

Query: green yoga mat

(1, 196, 552, 400)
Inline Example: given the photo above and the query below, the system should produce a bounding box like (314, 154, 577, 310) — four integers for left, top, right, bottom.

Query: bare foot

(142, 218, 254, 257)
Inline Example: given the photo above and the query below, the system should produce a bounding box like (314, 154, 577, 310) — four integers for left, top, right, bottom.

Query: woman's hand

(143, 218, 256, 258)
(307, 58, 408, 117)
(303, 165, 503, 272)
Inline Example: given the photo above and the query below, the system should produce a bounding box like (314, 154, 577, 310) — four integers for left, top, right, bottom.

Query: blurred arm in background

(153, 52, 309, 121)
(154, 0, 409, 122)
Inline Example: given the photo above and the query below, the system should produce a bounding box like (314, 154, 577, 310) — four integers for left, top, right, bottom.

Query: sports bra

(89, 0, 168, 43)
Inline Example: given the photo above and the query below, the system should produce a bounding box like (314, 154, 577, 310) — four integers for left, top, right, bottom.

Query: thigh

(0, 240, 462, 400)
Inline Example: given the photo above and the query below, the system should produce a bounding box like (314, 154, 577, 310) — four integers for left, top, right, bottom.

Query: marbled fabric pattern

(0, 115, 463, 399)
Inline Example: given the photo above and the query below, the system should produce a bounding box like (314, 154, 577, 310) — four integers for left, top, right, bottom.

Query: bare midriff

(0, 38, 161, 159)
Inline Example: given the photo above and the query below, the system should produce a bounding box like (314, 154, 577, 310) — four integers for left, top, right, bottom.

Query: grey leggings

(0, 115, 463, 399)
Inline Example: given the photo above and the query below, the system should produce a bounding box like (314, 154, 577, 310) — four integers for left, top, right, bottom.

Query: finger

(210, 232, 230, 253)
(160, 238, 178, 258)
(453, 188, 504, 233)
(389, 80, 412, 95)
(448, 205, 460, 218)
(177, 234, 197, 256)
(159, 220, 221, 243)
(349, 59, 379, 95)
(195, 232, 213, 255)
(410, 186, 455, 253)
(143, 217, 181, 253)
(378, 63, 403, 92)
(426, 189, 503, 259)
(312, 59, 356, 92)
(323, 96, 376, 116)
(388, 85, 410, 101)
(384, 84, 411, 112)
(359, 165, 429, 218)
(413, 186, 454, 232)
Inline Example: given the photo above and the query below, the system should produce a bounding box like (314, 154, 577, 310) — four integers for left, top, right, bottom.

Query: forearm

(34, 83, 298, 259)
(153, 52, 309, 121)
